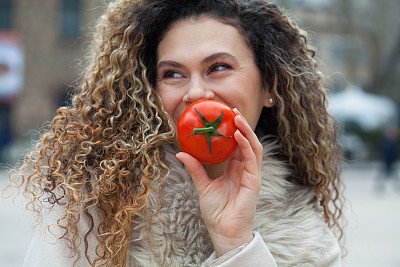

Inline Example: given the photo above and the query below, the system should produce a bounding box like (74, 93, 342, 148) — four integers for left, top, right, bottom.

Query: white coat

(24, 141, 341, 266)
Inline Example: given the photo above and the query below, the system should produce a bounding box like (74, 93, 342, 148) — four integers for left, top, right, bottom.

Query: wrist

(211, 231, 254, 258)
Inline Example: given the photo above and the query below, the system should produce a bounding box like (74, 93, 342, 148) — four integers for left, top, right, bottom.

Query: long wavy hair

(3, 0, 344, 266)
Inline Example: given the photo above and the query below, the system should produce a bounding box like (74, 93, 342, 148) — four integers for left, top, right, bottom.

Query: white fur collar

(128, 141, 339, 266)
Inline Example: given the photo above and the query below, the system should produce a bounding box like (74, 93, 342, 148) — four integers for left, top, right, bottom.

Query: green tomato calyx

(187, 108, 231, 156)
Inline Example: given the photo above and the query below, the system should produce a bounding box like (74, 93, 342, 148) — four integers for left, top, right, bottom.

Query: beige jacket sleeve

(201, 231, 342, 267)
(201, 231, 277, 267)
(23, 206, 97, 267)
(23, 231, 76, 267)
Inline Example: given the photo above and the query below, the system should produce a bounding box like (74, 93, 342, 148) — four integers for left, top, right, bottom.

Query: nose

(183, 76, 214, 103)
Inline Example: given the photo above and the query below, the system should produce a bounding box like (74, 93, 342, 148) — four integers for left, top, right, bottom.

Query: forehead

(162, 14, 243, 37)
(157, 16, 252, 61)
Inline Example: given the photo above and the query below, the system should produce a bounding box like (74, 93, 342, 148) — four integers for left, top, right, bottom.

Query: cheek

(249, 108, 263, 130)
(240, 94, 265, 130)
(253, 99, 266, 129)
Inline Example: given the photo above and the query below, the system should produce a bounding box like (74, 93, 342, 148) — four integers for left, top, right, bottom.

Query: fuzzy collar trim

(128, 142, 338, 266)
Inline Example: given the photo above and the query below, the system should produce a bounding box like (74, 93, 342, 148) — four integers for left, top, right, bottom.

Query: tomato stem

(193, 126, 214, 134)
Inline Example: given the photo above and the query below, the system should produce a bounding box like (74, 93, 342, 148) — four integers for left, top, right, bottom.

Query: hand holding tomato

(176, 105, 263, 258)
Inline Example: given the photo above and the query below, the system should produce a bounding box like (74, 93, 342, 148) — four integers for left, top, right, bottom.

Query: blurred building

(0, 0, 107, 141)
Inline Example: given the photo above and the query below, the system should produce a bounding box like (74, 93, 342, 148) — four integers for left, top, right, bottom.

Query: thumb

(176, 152, 211, 195)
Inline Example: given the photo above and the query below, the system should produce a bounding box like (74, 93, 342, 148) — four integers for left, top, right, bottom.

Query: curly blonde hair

(4, 0, 344, 266)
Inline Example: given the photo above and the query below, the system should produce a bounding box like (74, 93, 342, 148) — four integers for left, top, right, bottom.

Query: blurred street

(1, 161, 400, 267)
(341, 161, 400, 267)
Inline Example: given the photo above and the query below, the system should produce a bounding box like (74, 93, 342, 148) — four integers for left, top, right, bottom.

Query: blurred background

(0, 0, 399, 266)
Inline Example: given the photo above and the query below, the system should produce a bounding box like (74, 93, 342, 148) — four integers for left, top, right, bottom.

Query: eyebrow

(157, 60, 184, 69)
(157, 52, 239, 69)
(201, 52, 239, 65)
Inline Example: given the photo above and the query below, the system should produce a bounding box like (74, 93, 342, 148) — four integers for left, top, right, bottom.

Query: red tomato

(177, 100, 238, 164)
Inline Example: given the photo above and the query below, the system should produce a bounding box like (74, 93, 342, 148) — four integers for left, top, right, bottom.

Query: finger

(233, 113, 263, 169)
(176, 152, 212, 195)
(233, 108, 243, 119)
(233, 129, 259, 177)
(233, 108, 260, 149)
(233, 130, 261, 193)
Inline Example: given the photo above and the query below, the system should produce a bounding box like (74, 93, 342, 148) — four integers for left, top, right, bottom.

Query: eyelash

(161, 69, 182, 79)
(160, 62, 232, 79)
(208, 62, 232, 74)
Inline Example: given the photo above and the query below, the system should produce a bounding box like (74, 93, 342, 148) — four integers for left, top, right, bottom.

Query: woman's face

(156, 16, 273, 135)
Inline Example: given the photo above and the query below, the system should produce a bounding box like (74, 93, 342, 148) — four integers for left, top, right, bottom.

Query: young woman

(6, 0, 344, 266)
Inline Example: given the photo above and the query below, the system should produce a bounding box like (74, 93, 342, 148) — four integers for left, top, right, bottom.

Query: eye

(208, 63, 232, 74)
(162, 70, 184, 79)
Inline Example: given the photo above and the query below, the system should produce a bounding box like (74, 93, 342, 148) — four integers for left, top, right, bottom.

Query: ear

(263, 89, 275, 108)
